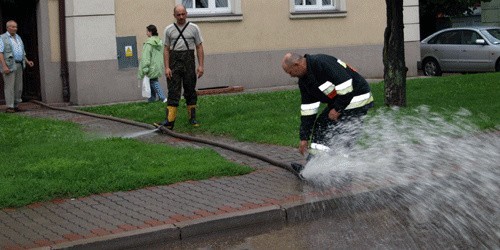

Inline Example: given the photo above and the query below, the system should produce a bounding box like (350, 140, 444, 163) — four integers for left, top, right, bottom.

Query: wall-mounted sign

(125, 46, 133, 57)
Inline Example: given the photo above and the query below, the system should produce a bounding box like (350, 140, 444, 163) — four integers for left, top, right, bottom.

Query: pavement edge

(38, 196, 342, 249)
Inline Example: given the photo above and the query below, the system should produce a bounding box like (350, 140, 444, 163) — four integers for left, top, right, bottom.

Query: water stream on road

(121, 128, 159, 138)
(303, 106, 499, 248)
(128, 106, 498, 249)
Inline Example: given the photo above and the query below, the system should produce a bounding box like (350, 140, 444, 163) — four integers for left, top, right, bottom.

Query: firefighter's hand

(165, 67, 172, 80)
(26, 60, 34, 67)
(328, 109, 340, 121)
(2, 65, 10, 74)
(197, 65, 204, 78)
(299, 140, 308, 155)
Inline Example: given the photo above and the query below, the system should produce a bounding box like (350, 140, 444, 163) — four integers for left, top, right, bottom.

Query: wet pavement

(1, 103, 385, 249)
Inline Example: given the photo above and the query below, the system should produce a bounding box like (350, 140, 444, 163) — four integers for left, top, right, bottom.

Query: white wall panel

(404, 0, 419, 6)
(65, 0, 117, 62)
(66, 16, 117, 62)
(403, 4, 420, 42)
(66, 0, 115, 16)
(404, 23, 420, 42)
(403, 6, 419, 24)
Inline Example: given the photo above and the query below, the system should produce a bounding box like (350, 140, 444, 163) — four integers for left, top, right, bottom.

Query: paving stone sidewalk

(1, 103, 373, 249)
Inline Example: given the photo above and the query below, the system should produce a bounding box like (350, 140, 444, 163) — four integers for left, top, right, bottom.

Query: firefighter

(156, 4, 205, 130)
(281, 53, 374, 174)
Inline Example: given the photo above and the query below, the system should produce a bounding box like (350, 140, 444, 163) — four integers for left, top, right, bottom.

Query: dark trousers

(167, 50, 197, 107)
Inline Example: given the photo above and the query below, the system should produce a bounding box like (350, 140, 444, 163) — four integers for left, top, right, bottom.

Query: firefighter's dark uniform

(298, 54, 374, 157)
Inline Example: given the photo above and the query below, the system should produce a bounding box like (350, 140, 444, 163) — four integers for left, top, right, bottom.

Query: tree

(383, 0, 407, 107)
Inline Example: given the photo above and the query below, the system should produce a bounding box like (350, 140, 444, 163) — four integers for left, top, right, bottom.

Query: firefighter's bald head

(282, 53, 307, 78)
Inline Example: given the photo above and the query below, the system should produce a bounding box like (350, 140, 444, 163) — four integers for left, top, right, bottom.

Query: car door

(428, 30, 462, 71)
(458, 30, 492, 71)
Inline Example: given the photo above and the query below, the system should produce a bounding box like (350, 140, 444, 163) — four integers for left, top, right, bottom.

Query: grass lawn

(82, 72, 500, 147)
(3, 72, 497, 208)
(0, 114, 252, 208)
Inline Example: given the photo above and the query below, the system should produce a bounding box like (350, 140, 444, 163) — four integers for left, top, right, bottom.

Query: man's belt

(15, 61, 23, 63)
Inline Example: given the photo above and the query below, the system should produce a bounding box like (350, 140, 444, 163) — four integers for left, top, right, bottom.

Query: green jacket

(138, 36, 164, 79)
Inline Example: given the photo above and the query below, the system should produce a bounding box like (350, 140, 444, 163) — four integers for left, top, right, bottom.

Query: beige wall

(38, 0, 64, 104)
(39, 0, 419, 105)
(116, 0, 387, 56)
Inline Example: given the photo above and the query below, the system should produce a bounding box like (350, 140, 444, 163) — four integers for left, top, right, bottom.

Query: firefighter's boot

(155, 106, 177, 130)
(291, 163, 305, 180)
(187, 105, 200, 127)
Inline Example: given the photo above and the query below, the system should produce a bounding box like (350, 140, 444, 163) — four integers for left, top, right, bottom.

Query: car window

(486, 28, 500, 39)
(481, 28, 500, 44)
(462, 30, 481, 45)
(428, 30, 461, 45)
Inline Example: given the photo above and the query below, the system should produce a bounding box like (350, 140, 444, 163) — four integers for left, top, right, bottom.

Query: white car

(418, 26, 500, 76)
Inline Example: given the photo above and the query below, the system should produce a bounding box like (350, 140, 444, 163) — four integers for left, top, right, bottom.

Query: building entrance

(0, 0, 41, 105)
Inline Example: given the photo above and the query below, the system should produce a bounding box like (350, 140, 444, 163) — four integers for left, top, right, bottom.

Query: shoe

(5, 107, 16, 113)
(154, 119, 174, 130)
(189, 119, 200, 127)
(291, 163, 304, 173)
(290, 163, 305, 180)
(162, 98, 168, 103)
(187, 105, 200, 127)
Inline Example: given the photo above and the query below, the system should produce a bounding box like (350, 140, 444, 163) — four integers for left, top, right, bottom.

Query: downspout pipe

(59, 0, 70, 102)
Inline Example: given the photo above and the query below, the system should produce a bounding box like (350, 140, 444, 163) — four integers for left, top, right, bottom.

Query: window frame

(177, 0, 242, 22)
(461, 30, 482, 45)
(289, 0, 347, 19)
(182, 0, 231, 14)
(429, 30, 462, 45)
(294, 0, 336, 12)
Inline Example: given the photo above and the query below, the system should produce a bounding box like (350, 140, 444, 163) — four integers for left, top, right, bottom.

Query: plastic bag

(141, 76, 151, 98)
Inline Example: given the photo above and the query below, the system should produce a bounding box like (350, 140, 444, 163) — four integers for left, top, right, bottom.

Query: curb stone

(40, 199, 342, 249)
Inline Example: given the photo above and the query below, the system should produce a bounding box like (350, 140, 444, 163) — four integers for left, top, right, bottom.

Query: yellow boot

(187, 105, 200, 127)
(155, 106, 177, 130)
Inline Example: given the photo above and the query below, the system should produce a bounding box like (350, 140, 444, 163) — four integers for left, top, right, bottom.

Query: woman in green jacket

(138, 25, 167, 102)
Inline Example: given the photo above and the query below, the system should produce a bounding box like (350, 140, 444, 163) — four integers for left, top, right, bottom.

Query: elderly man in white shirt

(0, 20, 34, 113)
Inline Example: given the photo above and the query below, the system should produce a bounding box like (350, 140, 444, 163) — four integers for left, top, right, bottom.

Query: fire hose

(30, 100, 302, 179)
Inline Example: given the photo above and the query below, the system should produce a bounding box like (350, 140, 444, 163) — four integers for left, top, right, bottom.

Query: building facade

(482, 0, 500, 26)
(1, 0, 420, 105)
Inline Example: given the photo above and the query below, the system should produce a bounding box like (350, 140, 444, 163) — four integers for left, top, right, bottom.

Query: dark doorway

(0, 0, 41, 105)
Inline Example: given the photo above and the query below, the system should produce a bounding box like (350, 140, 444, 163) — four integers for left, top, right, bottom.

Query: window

(294, 0, 335, 11)
(481, 28, 500, 44)
(182, 0, 230, 14)
(429, 31, 461, 45)
(177, 0, 242, 22)
(289, 0, 346, 19)
(462, 30, 481, 45)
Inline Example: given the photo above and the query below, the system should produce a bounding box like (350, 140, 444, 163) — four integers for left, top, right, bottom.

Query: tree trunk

(383, 0, 407, 107)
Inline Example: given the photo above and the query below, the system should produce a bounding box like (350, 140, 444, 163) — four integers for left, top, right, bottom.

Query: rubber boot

(291, 163, 305, 180)
(155, 106, 177, 130)
(187, 105, 200, 127)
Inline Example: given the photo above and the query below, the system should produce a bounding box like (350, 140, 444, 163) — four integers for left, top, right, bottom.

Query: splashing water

(302, 106, 499, 248)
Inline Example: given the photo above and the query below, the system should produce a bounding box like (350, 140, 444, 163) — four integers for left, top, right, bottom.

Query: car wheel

(496, 60, 500, 72)
(423, 59, 442, 76)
